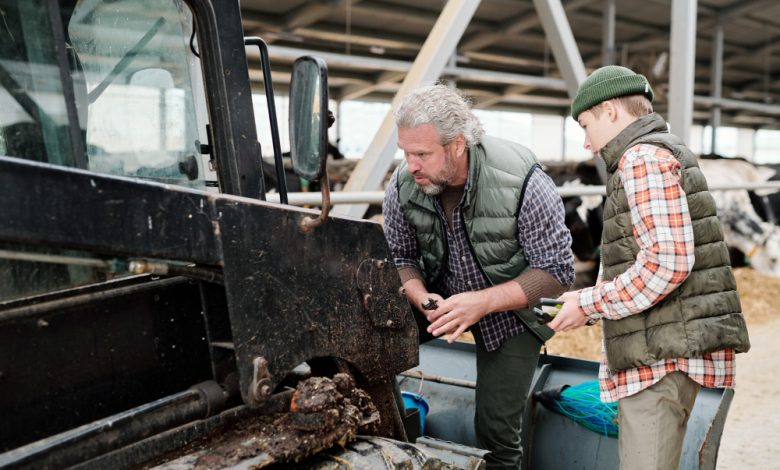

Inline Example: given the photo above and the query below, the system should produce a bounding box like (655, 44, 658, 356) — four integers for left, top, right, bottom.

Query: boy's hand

(548, 291, 594, 332)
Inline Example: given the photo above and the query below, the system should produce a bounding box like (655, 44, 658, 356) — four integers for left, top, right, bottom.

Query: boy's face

(577, 102, 624, 156)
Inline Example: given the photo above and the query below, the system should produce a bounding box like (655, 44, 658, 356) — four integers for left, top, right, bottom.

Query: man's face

(578, 104, 621, 156)
(398, 124, 458, 195)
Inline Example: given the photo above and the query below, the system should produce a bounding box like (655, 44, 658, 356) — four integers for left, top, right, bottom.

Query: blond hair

(589, 94, 653, 118)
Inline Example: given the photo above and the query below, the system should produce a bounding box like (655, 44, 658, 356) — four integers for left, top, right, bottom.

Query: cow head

(719, 202, 780, 276)
(748, 227, 780, 276)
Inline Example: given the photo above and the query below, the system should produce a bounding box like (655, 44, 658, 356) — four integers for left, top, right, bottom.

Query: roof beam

(472, 84, 536, 109)
(284, 0, 363, 31)
(334, 0, 481, 219)
(723, 34, 780, 68)
(338, 70, 407, 101)
(532, 0, 587, 97)
(292, 25, 422, 51)
(266, 45, 567, 90)
(458, 0, 594, 53)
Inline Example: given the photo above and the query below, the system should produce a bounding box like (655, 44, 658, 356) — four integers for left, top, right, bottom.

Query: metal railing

(265, 181, 780, 207)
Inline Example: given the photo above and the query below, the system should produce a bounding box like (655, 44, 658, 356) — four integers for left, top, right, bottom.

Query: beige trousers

(617, 371, 701, 470)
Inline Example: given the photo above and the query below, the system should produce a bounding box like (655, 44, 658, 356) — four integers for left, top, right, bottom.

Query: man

(383, 84, 574, 469)
(550, 65, 751, 470)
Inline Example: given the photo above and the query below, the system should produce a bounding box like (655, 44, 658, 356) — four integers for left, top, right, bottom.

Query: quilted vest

(599, 113, 751, 370)
(397, 136, 554, 341)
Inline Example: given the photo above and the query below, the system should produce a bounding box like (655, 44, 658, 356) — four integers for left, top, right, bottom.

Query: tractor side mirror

(289, 56, 328, 182)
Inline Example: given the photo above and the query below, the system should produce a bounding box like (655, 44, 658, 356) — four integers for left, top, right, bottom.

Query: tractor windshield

(0, 0, 212, 301)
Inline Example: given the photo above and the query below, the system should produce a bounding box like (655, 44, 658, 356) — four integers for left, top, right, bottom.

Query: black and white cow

(698, 157, 780, 276)
(544, 159, 604, 287)
(546, 155, 780, 281)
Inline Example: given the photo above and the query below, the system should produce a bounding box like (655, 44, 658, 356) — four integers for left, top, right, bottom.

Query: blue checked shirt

(384, 165, 575, 351)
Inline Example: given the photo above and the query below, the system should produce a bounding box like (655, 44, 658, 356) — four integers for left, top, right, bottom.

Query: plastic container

(401, 391, 430, 434)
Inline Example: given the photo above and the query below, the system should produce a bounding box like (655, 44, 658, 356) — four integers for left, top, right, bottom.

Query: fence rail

(266, 181, 780, 206)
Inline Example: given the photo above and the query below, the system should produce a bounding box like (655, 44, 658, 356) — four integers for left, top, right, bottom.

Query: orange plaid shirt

(578, 143, 736, 402)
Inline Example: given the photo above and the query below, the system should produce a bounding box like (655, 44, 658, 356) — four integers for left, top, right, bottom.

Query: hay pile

(541, 267, 780, 361)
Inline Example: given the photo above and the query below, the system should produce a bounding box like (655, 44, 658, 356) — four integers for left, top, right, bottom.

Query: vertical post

(710, 14, 724, 154)
(602, 0, 616, 66)
(335, 0, 481, 218)
(561, 113, 567, 161)
(668, 0, 697, 144)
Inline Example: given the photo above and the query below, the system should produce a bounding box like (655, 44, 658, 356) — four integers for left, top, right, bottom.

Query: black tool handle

(539, 297, 563, 307)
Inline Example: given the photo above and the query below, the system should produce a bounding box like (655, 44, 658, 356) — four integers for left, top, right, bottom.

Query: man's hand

(426, 291, 489, 343)
(419, 293, 445, 318)
(548, 290, 592, 332)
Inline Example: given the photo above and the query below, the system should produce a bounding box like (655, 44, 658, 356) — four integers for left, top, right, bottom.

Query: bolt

(253, 378, 272, 400)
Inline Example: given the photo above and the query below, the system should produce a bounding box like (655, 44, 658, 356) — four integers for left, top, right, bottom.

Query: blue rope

(551, 380, 618, 437)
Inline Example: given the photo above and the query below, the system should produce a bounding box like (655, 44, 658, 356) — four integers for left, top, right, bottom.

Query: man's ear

(453, 134, 467, 157)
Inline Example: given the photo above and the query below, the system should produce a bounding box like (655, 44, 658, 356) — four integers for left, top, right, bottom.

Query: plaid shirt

(384, 165, 574, 351)
(578, 144, 736, 402)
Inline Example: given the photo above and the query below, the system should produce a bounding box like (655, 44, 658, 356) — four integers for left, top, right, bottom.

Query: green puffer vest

(397, 136, 554, 342)
(599, 113, 750, 371)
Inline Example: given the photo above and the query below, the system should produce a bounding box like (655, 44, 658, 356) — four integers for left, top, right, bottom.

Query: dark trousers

(411, 308, 541, 469)
(472, 325, 541, 470)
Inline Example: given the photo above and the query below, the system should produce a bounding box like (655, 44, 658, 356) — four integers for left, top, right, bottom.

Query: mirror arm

(300, 172, 331, 232)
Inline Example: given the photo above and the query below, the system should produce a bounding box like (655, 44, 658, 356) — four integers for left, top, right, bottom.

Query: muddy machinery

(0, 1, 734, 468)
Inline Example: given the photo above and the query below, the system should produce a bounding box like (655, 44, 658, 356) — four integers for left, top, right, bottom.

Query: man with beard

(382, 84, 574, 469)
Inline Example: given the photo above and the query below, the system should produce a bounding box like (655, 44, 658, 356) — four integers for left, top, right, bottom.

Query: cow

(747, 162, 780, 225)
(544, 159, 604, 287)
(698, 157, 780, 277)
(546, 155, 780, 282)
(700, 154, 780, 226)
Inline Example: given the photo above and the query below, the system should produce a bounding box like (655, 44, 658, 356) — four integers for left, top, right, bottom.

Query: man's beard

(416, 150, 457, 196)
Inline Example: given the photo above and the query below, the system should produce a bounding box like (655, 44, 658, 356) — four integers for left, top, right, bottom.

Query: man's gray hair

(394, 84, 485, 146)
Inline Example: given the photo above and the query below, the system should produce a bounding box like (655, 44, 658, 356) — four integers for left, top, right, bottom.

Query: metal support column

(668, 0, 697, 144)
(602, 0, 616, 66)
(532, 0, 587, 98)
(710, 14, 724, 154)
(561, 113, 567, 161)
(335, 0, 481, 218)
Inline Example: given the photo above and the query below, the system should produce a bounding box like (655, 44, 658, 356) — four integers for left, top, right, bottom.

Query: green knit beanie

(571, 65, 654, 120)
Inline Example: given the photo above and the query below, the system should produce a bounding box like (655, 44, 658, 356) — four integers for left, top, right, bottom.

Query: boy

(550, 65, 750, 470)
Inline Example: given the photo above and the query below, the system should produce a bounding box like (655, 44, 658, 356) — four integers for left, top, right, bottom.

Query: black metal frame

(47, 0, 87, 169)
(188, 0, 265, 199)
(245, 36, 287, 204)
(0, 155, 418, 402)
(0, 0, 418, 459)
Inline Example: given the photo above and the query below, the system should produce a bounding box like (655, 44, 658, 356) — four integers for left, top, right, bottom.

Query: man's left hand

(426, 291, 488, 343)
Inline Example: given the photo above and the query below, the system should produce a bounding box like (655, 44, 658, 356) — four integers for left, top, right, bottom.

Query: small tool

(534, 297, 562, 323)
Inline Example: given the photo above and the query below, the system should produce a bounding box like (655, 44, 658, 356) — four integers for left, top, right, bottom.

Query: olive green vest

(397, 136, 554, 342)
(599, 113, 750, 370)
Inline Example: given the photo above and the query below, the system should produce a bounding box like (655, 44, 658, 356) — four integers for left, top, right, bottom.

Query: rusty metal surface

(216, 198, 418, 407)
(152, 374, 380, 469)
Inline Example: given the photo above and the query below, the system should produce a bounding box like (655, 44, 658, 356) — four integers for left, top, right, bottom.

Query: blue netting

(546, 380, 618, 437)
